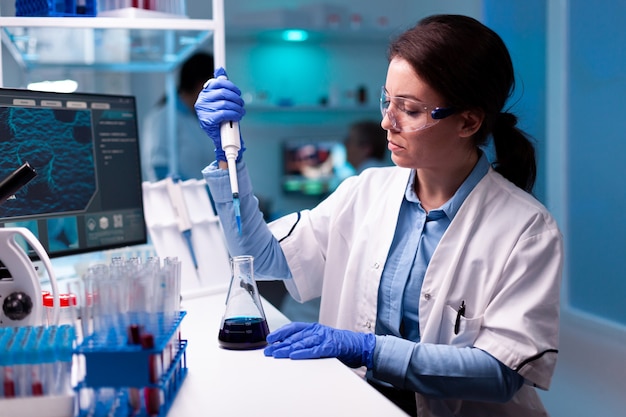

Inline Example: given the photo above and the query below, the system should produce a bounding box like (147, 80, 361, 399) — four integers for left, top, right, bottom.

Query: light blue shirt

(376, 154, 488, 341)
(203, 152, 524, 401)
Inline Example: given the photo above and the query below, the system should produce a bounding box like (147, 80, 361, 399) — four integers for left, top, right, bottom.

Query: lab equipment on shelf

(15, 0, 98, 16)
(98, 0, 187, 17)
(14, 0, 188, 17)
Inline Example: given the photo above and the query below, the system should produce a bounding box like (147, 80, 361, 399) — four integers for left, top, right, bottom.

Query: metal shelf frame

(0, 0, 226, 178)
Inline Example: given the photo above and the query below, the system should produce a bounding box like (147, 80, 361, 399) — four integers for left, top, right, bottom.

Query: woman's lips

(388, 140, 404, 152)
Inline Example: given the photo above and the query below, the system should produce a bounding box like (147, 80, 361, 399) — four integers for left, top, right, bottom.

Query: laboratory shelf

(0, 15, 216, 72)
(0, 0, 225, 178)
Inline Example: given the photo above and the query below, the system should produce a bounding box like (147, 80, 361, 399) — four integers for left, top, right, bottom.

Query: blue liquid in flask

(218, 316, 269, 350)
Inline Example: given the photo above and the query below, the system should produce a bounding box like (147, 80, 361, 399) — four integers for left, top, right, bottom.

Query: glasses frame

(380, 87, 456, 132)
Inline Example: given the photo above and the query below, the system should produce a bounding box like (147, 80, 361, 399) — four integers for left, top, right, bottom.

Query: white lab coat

(269, 165, 563, 417)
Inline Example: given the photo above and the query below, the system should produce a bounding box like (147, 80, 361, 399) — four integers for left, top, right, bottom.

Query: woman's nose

(380, 109, 398, 131)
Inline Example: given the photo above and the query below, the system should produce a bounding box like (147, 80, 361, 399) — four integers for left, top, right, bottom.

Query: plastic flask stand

(75, 311, 188, 417)
(218, 256, 270, 350)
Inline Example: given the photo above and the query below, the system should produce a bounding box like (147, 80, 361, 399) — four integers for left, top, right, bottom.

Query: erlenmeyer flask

(218, 255, 270, 350)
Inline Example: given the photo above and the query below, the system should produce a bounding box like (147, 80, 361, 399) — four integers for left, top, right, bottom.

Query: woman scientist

(195, 14, 563, 417)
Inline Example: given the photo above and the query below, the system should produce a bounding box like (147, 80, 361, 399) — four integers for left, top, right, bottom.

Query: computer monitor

(0, 88, 147, 259)
(281, 138, 351, 196)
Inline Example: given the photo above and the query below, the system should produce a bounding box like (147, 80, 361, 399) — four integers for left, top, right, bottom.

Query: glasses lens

(379, 89, 390, 117)
(380, 87, 449, 132)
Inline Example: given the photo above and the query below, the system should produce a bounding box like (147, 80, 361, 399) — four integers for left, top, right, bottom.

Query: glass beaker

(218, 255, 270, 350)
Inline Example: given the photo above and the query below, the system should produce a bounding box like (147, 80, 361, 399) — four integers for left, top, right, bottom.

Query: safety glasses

(380, 87, 456, 132)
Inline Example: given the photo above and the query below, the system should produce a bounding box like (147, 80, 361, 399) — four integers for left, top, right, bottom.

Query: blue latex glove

(264, 322, 376, 368)
(194, 67, 246, 163)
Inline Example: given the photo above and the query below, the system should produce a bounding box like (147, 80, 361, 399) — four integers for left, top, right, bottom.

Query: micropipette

(216, 74, 242, 235)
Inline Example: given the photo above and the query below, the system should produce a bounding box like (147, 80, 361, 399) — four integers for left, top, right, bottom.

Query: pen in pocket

(454, 300, 466, 335)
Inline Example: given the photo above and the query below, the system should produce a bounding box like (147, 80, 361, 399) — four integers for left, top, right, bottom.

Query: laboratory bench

(37, 251, 407, 416)
(168, 290, 408, 417)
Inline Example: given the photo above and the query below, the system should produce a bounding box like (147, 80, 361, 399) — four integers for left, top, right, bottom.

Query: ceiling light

(282, 29, 309, 42)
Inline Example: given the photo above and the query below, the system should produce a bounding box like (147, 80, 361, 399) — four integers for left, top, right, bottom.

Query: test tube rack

(75, 311, 188, 417)
(15, 0, 98, 17)
(0, 325, 76, 417)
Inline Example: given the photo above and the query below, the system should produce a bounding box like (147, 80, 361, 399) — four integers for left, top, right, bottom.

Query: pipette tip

(233, 197, 242, 235)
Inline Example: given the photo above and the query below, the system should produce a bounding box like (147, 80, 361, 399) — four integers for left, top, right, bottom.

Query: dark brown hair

(388, 14, 536, 192)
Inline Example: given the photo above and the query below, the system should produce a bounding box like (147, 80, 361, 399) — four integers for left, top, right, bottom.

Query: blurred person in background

(142, 52, 214, 181)
(344, 119, 390, 174)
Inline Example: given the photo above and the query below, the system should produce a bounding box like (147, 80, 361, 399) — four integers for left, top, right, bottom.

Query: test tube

(164, 257, 181, 314)
(83, 264, 107, 343)
(141, 333, 162, 415)
(3, 365, 15, 398)
(2, 328, 17, 398)
(53, 325, 75, 396)
(30, 327, 45, 396)
(40, 326, 57, 396)
(127, 320, 142, 413)
(164, 257, 182, 363)
(79, 273, 94, 342)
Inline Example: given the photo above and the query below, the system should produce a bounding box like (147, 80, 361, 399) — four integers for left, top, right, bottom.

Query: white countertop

(168, 291, 407, 417)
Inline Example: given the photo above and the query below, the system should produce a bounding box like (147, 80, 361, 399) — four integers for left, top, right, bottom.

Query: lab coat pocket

(440, 304, 483, 347)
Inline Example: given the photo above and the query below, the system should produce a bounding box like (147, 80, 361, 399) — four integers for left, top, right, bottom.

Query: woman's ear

(458, 109, 484, 138)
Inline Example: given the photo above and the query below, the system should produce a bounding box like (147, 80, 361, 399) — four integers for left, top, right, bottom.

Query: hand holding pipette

(219, 95, 242, 234)
(195, 67, 246, 234)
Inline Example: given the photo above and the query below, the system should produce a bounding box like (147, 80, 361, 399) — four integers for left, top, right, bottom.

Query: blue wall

(567, 0, 626, 326)
(483, 0, 547, 203)
(484, 0, 626, 327)
(484, 0, 626, 329)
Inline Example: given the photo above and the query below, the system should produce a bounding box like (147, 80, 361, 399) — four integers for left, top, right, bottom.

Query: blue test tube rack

(0, 325, 76, 417)
(74, 311, 188, 417)
(15, 0, 98, 17)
